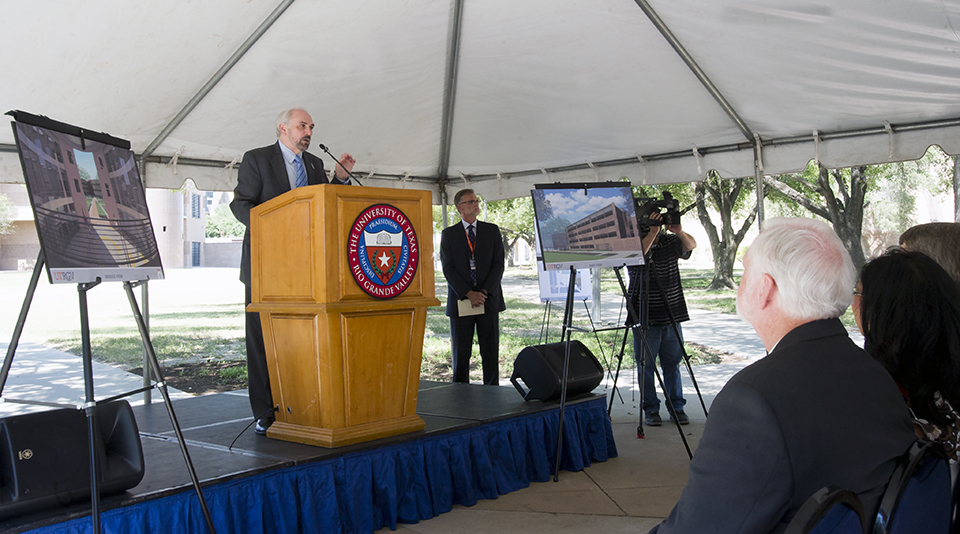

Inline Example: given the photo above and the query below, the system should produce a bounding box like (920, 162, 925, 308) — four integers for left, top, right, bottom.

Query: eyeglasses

(853, 287, 862, 297)
(458, 199, 480, 206)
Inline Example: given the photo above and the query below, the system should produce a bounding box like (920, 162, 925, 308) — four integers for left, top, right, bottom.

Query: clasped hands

(466, 290, 487, 308)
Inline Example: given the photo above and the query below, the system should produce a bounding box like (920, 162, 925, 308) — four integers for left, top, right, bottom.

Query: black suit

(440, 220, 505, 385)
(230, 141, 345, 420)
(649, 319, 916, 534)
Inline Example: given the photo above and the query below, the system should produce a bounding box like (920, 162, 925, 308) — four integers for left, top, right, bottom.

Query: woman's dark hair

(859, 248, 960, 426)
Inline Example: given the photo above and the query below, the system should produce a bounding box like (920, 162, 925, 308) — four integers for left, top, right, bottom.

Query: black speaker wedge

(0, 399, 144, 519)
(511, 340, 603, 401)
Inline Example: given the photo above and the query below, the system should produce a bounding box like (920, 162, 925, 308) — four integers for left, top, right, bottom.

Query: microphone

(317, 143, 362, 186)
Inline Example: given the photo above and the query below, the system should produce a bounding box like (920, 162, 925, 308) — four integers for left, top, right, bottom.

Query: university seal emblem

(347, 204, 419, 299)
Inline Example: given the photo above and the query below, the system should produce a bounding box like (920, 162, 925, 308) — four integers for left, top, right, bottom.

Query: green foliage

(205, 202, 244, 238)
(0, 194, 13, 236)
(487, 197, 536, 248)
(219, 364, 247, 383)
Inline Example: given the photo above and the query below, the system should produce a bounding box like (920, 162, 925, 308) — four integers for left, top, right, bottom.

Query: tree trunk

(695, 175, 758, 290)
(817, 165, 867, 271)
(765, 164, 868, 272)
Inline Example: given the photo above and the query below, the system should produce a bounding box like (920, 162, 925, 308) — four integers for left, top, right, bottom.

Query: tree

(486, 197, 535, 266)
(205, 203, 245, 238)
(765, 163, 869, 271)
(633, 180, 759, 291)
(694, 172, 762, 289)
(0, 194, 13, 236)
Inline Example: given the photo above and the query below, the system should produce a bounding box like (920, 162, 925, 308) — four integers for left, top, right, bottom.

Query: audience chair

(784, 485, 866, 534)
(872, 440, 952, 534)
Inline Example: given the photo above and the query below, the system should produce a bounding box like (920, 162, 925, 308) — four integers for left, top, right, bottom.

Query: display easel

(0, 254, 216, 534)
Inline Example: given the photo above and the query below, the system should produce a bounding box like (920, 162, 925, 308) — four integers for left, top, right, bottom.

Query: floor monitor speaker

(511, 340, 603, 401)
(0, 400, 144, 519)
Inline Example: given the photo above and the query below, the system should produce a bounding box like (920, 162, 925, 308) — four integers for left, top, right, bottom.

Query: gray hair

(748, 217, 855, 321)
(454, 189, 476, 206)
(275, 108, 306, 138)
(899, 222, 960, 288)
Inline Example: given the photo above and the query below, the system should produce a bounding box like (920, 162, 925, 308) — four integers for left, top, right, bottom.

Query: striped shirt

(627, 233, 691, 327)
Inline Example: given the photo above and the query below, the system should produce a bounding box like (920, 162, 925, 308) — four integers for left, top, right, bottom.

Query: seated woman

(855, 248, 960, 461)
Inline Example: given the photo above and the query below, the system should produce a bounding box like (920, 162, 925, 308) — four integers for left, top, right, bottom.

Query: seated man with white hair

(648, 217, 916, 534)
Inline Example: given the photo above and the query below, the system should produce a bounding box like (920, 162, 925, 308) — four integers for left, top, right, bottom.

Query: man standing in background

(629, 212, 697, 426)
(440, 189, 505, 385)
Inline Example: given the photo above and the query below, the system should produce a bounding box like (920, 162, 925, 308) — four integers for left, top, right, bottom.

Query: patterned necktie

(468, 225, 477, 285)
(294, 155, 308, 188)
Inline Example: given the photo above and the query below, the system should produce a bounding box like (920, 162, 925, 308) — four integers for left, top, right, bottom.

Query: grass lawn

(0, 264, 854, 386)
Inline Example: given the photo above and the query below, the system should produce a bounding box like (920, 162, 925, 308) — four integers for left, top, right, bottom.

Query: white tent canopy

(2, 0, 960, 203)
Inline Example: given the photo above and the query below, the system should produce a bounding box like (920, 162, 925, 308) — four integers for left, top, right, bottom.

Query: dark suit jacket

(440, 220, 506, 317)
(231, 141, 345, 285)
(650, 318, 916, 534)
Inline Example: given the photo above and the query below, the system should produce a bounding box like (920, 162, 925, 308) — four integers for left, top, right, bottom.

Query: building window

(191, 194, 201, 219)
(191, 242, 201, 267)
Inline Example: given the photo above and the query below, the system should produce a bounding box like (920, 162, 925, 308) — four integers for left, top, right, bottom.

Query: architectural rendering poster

(534, 224, 591, 302)
(10, 113, 163, 284)
(532, 182, 645, 271)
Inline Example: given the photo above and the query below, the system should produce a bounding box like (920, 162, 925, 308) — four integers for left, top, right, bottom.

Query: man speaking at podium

(440, 189, 505, 385)
(231, 108, 356, 435)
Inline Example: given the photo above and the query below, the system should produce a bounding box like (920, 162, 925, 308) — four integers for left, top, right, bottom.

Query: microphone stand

(317, 143, 362, 185)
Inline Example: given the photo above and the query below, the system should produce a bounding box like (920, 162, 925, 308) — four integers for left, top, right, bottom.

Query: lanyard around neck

(464, 225, 475, 255)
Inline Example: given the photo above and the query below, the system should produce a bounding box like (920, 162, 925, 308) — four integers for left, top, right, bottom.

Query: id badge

(469, 257, 476, 271)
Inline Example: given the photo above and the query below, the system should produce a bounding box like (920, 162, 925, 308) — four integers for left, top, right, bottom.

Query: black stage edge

(4, 381, 612, 534)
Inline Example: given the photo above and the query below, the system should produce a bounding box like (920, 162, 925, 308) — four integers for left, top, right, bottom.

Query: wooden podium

(247, 185, 440, 447)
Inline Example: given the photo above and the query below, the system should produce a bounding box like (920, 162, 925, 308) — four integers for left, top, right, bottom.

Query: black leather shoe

(644, 411, 662, 426)
(671, 410, 690, 425)
(254, 418, 273, 435)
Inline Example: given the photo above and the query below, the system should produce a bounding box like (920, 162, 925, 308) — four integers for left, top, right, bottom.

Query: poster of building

(11, 113, 163, 284)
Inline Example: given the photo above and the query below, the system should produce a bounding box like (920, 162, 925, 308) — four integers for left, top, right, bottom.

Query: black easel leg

(78, 281, 103, 534)
(124, 282, 217, 534)
(553, 266, 579, 482)
(0, 252, 44, 395)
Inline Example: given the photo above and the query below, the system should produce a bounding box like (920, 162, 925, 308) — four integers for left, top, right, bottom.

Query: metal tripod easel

(0, 253, 216, 534)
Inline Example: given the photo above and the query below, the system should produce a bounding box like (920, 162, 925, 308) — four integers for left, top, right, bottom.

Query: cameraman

(628, 211, 697, 426)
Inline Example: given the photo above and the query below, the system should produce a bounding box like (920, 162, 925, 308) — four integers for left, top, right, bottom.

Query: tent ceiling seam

(437, 0, 466, 182)
(139, 0, 296, 162)
(633, 0, 754, 142)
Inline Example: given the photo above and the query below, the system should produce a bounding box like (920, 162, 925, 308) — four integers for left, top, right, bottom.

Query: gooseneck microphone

(317, 143, 362, 186)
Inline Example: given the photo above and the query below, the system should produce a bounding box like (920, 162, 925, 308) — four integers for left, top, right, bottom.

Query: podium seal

(347, 204, 419, 298)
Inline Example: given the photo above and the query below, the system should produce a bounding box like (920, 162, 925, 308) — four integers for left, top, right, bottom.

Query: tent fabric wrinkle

(2, 0, 960, 201)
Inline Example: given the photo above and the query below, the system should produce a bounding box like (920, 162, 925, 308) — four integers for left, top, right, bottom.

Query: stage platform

(9, 381, 617, 534)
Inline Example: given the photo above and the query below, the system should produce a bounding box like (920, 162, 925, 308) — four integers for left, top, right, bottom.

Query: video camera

(635, 191, 681, 227)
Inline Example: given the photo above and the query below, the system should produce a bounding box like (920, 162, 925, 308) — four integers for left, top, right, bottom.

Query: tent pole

(754, 144, 764, 229)
(440, 185, 449, 228)
(633, 0, 753, 142)
(436, 0, 466, 184)
(139, 0, 296, 163)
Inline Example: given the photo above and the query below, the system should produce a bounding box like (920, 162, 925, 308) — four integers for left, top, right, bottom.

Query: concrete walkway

(0, 341, 191, 416)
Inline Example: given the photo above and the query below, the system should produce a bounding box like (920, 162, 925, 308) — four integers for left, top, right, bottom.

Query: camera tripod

(607, 255, 709, 459)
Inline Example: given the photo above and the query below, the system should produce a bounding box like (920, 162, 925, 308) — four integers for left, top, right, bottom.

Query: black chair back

(785, 485, 866, 534)
(873, 440, 952, 534)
